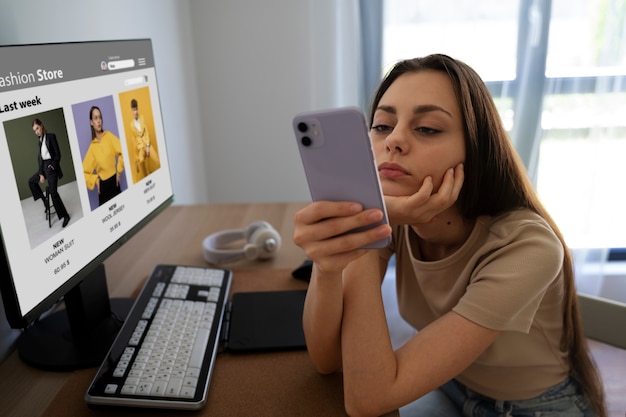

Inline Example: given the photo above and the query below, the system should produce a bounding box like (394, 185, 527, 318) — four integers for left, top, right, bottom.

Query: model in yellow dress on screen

(83, 106, 124, 206)
(130, 98, 158, 180)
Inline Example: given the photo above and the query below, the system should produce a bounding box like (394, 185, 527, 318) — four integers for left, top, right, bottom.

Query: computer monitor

(0, 39, 174, 371)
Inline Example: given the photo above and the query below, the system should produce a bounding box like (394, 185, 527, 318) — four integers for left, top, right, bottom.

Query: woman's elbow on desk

(314, 361, 341, 376)
(305, 341, 342, 375)
(342, 370, 400, 417)
(344, 394, 391, 417)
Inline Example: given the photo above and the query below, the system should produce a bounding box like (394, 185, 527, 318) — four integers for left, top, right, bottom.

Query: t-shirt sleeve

(453, 220, 564, 333)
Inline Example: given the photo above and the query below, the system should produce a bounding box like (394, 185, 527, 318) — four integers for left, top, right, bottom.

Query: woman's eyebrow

(374, 104, 452, 118)
(374, 104, 396, 115)
(413, 104, 452, 118)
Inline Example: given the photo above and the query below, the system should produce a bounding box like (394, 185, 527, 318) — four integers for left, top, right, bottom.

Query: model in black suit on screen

(27, 118, 71, 227)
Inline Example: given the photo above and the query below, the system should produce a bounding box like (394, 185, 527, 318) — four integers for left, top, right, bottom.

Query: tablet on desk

(225, 290, 307, 352)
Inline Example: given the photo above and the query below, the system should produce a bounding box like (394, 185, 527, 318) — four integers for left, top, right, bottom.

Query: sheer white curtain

(534, 0, 626, 301)
(358, 0, 384, 112)
(306, 0, 386, 113)
(537, 0, 626, 252)
(306, 0, 364, 110)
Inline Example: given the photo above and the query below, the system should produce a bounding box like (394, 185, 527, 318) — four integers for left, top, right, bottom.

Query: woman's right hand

(293, 201, 392, 274)
(384, 163, 464, 226)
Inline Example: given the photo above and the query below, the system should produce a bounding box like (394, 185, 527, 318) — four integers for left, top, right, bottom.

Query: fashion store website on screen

(0, 54, 173, 315)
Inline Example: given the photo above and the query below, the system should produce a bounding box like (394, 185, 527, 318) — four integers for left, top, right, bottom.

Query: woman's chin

(382, 185, 417, 198)
(380, 178, 420, 196)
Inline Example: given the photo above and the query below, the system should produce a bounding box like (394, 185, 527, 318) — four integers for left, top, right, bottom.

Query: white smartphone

(293, 107, 391, 249)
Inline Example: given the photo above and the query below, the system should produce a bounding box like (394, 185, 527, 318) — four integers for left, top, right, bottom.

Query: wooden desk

(0, 203, 399, 417)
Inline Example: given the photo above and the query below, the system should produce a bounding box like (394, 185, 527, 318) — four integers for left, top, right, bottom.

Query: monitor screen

(0, 39, 174, 370)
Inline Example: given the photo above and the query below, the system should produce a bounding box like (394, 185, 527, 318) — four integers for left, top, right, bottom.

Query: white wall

(188, 0, 361, 203)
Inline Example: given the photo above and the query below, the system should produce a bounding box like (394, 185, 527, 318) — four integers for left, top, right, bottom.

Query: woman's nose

(385, 128, 409, 154)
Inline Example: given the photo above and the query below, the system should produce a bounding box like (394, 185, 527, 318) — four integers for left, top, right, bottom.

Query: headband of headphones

(202, 221, 281, 265)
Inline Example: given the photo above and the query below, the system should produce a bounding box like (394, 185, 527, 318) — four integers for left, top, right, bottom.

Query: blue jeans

(399, 377, 595, 416)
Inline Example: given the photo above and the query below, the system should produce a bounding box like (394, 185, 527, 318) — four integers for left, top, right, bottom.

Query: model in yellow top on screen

(82, 106, 124, 206)
(129, 98, 158, 180)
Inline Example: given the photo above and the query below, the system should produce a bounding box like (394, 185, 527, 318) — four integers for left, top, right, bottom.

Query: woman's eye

(416, 126, 439, 135)
(371, 124, 392, 133)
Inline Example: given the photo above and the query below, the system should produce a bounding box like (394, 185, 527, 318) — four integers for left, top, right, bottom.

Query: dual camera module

(297, 121, 313, 147)
(295, 118, 325, 148)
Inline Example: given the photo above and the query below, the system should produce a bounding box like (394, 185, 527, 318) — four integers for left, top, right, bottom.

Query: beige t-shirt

(381, 208, 570, 400)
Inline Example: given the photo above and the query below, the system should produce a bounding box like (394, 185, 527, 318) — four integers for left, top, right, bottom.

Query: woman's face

(90, 108, 103, 133)
(371, 70, 466, 197)
(32, 123, 43, 138)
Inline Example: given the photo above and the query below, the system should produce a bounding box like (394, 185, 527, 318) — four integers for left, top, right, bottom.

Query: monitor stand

(17, 264, 134, 371)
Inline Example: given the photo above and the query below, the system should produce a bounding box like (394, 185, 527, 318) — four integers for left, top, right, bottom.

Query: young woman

(82, 106, 125, 206)
(293, 55, 606, 417)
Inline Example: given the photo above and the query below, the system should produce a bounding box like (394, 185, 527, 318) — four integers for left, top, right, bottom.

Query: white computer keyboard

(85, 264, 232, 410)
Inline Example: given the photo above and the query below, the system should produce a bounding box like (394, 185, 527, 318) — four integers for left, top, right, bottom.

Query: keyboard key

(165, 378, 183, 397)
(105, 384, 118, 394)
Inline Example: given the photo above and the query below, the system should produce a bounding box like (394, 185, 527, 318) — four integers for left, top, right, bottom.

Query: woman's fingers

(384, 163, 464, 225)
(293, 201, 391, 272)
(294, 202, 384, 245)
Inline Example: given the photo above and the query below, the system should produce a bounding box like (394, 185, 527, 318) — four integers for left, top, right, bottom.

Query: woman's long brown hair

(369, 54, 606, 417)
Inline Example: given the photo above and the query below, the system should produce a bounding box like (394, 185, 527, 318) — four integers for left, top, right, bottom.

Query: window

(382, 0, 626, 303)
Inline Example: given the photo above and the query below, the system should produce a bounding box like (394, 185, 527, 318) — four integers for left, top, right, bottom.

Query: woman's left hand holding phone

(293, 201, 392, 274)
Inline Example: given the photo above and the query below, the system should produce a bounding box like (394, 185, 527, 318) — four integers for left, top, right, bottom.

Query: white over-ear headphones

(202, 221, 282, 265)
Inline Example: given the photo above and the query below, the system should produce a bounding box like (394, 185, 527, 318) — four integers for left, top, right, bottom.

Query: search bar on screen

(124, 76, 148, 86)
(108, 59, 135, 70)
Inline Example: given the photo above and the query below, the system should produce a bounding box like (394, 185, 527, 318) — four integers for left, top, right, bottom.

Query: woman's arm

(302, 264, 344, 373)
(339, 256, 499, 417)
(294, 201, 392, 374)
(110, 132, 125, 174)
(82, 146, 98, 190)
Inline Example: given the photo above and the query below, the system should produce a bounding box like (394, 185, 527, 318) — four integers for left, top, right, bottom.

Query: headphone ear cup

(242, 242, 260, 260)
(245, 221, 273, 240)
(247, 223, 281, 260)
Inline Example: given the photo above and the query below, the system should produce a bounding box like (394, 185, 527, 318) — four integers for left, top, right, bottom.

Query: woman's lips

(378, 162, 409, 178)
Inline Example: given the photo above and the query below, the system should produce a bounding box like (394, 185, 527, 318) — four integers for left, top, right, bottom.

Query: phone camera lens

(301, 136, 312, 147)
(297, 122, 308, 133)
